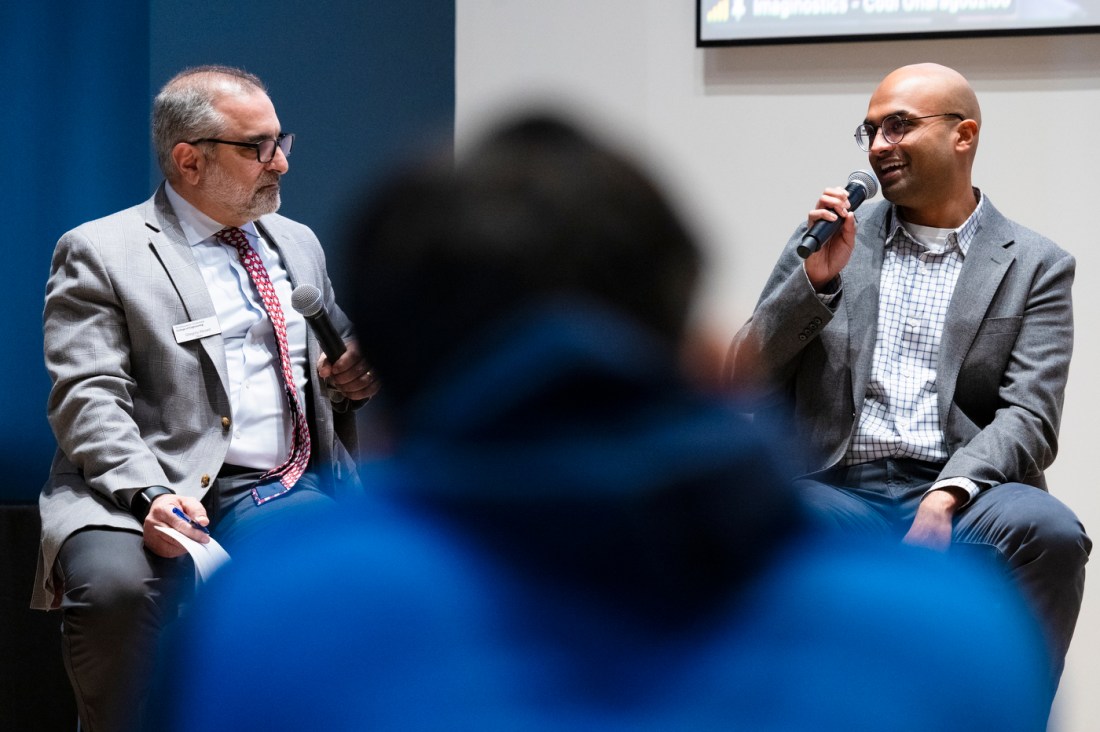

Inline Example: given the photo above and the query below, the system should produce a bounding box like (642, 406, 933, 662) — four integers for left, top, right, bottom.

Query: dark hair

(343, 113, 701, 412)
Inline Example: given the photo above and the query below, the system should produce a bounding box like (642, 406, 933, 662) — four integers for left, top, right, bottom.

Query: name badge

(173, 316, 222, 344)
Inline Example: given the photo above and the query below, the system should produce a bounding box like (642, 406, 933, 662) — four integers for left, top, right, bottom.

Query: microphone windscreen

(291, 284, 324, 318)
(849, 169, 879, 199)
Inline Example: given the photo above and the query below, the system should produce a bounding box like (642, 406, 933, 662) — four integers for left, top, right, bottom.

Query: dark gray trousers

(56, 471, 335, 732)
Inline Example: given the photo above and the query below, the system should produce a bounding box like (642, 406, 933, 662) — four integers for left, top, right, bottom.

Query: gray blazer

(728, 197, 1074, 491)
(34, 186, 360, 609)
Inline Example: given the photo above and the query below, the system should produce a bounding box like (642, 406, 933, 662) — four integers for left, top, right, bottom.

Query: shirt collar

(884, 187, 984, 257)
(164, 181, 260, 246)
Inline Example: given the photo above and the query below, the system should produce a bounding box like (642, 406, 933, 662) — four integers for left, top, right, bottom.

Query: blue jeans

(795, 458, 1090, 682)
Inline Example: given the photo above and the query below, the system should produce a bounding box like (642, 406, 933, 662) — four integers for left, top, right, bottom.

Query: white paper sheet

(155, 525, 232, 587)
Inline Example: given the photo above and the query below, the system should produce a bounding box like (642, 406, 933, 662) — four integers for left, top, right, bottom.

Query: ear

(955, 119, 979, 153)
(171, 142, 205, 186)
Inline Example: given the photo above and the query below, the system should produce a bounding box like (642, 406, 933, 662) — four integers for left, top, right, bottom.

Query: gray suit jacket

(34, 186, 360, 609)
(728, 196, 1074, 491)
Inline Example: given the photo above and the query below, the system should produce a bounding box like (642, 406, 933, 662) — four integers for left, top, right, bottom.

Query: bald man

(727, 63, 1089, 689)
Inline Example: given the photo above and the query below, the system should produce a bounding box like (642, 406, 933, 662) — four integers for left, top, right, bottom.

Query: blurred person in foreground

(727, 63, 1089, 696)
(153, 113, 1053, 731)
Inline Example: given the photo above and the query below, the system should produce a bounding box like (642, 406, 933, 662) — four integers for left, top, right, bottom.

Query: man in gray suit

(727, 63, 1090, 686)
(34, 65, 378, 731)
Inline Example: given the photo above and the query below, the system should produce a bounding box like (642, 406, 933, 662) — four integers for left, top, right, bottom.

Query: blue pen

(171, 506, 211, 535)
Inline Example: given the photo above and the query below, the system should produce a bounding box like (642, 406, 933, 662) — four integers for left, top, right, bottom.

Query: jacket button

(200, 474, 211, 488)
(221, 416, 231, 431)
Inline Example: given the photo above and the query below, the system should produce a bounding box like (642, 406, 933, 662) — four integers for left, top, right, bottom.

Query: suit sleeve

(726, 223, 838, 397)
(44, 229, 170, 503)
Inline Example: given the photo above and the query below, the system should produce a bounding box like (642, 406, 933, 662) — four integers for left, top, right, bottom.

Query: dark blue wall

(1, 1, 455, 500)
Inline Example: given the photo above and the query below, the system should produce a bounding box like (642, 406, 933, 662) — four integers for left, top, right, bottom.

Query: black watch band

(129, 485, 175, 523)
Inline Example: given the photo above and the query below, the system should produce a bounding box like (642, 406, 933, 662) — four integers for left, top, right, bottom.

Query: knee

(1011, 490, 1091, 566)
(66, 556, 154, 616)
(1042, 517, 1091, 569)
(58, 529, 179, 612)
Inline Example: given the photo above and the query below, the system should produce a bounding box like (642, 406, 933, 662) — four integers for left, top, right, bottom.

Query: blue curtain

(0, 1, 151, 500)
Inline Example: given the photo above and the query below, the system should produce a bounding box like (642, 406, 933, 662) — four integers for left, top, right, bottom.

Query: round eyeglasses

(186, 132, 295, 163)
(854, 114, 963, 151)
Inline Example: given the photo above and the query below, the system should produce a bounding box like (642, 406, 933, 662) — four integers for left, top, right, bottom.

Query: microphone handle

(796, 182, 870, 259)
(307, 312, 347, 361)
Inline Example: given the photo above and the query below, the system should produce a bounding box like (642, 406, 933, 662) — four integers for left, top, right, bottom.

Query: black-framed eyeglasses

(186, 132, 294, 163)
(854, 114, 963, 151)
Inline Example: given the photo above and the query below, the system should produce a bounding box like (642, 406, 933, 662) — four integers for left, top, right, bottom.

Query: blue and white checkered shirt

(842, 193, 986, 499)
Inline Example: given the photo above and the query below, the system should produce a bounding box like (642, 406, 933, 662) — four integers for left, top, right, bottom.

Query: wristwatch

(129, 485, 175, 522)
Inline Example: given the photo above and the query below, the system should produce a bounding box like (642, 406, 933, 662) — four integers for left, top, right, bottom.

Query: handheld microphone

(291, 284, 347, 361)
(796, 170, 879, 259)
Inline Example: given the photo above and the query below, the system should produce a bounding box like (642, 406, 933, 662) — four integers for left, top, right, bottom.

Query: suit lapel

(845, 204, 890, 416)
(143, 187, 230, 395)
(256, 217, 306, 288)
(937, 203, 1015, 419)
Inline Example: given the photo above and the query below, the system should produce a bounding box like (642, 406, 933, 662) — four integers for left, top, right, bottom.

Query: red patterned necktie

(216, 226, 311, 504)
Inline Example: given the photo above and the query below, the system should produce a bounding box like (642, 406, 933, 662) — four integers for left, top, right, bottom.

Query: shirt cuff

(927, 477, 980, 509)
(803, 267, 842, 305)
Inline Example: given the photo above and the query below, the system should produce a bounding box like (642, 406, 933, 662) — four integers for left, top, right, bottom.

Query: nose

(869, 128, 894, 155)
(266, 145, 289, 174)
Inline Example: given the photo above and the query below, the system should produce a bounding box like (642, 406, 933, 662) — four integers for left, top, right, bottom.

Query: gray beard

(249, 185, 281, 220)
(204, 165, 282, 223)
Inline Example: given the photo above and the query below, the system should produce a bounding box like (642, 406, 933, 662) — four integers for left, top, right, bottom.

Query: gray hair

(152, 65, 267, 181)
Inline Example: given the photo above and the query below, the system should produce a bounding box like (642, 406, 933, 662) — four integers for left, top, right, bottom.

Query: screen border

(696, 0, 1100, 47)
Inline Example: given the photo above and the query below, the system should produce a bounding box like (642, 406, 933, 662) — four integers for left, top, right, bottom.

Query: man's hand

(902, 487, 968, 552)
(803, 186, 858, 291)
(317, 338, 380, 402)
(143, 494, 211, 558)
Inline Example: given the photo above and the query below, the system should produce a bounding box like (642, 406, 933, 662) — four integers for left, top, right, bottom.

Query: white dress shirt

(165, 183, 308, 471)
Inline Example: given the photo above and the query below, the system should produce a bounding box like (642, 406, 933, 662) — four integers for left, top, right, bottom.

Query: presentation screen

(697, 0, 1100, 45)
